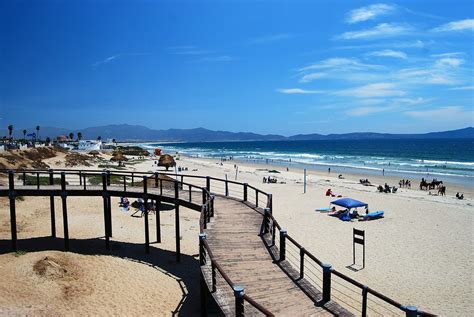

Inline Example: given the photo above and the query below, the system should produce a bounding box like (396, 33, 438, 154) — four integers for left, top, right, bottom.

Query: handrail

(0, 168, 433, 316)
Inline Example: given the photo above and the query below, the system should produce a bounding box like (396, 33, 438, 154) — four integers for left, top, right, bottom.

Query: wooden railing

(0, 169, 434, 316)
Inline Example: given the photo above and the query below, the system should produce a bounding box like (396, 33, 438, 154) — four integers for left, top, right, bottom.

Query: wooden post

(60, 172, 69, 251)
(8, 171, 17, 251)
(79, 171, 82, 186)
(22, 171, 26, 186)
(131, 172, 135, 186)
(206, 176, 210, 192)
(268, 193, 273, 213)
(243, 183, 248, 201)
(256, 190, 259, 207)
(279, 229, 287, 261)
(263, 208, 271, 234)
(361, 286, 368, 317)
(189, 185, 192, 202)
(36, 172, 40, 189)
(175, 181, 181, 262)
(272, 221, 276, 246)
(160, 178, 163, 195)
(83, 173, 87, 190)
(202, 188, 207, 205)
(154, 172, 159, 188)
(49, 169, 56, 237)
(107, 194, 112, 237)
(211, 261, 217, 293)
(180, 175, 184, 190)
(210, 195, 215, 218)
(234, 286, 245, 317)
(156, 199, 161, 243)
(143, 176, 150, 254)
(106, 170, 111, 186)
(300, 248, 305, 279)
(225, 180, 229, 196)
(322, 263, 332, 302)
(102, 173, 110, 250)
(123, 175, 127, 191)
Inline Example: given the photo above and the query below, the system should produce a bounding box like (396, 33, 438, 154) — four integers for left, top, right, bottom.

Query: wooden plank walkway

(203, 196, 353, 316)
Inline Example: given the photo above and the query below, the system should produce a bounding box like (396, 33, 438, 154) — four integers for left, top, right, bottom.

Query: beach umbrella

(158, 154, 176, 171)
(110, 152, 128, 165)
(330, 198, 368, 209)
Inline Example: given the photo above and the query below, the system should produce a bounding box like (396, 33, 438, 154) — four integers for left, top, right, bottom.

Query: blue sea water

(141, 139, 474, 187)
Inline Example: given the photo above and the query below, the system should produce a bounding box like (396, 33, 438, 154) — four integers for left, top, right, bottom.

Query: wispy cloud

(337, 23, 412, 40)
(247, 33, 293, 45)
(367, 49, 407, 59)
(346, 106, 392, 116)
(92, 55, 120, 67)
(299, 72, 326, 83)
(345, 4, 396, 24)
(431, 52, 464, 58)
(336, 83, 405, 98)
(432, 19, 474, 32)
(448, 86, 474, 91)
(91, 53, 149, 67)
(277, 88, 324, 94)
(435, 57, 465, 67)
(299, 58, 383, 72)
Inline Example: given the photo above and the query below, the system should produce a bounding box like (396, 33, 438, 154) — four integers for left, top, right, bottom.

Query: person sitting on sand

(326, 188, 334, 196)
(338, 174, 344, 179)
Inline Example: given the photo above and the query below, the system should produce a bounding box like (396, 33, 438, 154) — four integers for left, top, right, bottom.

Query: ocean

(141, 139, 474, 187)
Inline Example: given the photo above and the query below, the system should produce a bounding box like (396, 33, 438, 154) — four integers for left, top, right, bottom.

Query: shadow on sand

(0, 236, 208, 316)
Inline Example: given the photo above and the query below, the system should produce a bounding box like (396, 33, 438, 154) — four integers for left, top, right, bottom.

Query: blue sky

(1, 0, 473, 135)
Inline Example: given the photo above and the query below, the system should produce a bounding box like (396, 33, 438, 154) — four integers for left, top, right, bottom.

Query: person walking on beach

(328, 167, 331, 174)
(382, 168, 385, 176)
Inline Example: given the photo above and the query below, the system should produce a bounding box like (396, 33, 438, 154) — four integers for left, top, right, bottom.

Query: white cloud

(367, 49, 407, 59)
(336, 83, 405, 98)
(299, 72, 326, 83)
(431, 52, 464, 58)
(92, 55, 120, 67)
(338, 23, 412, 40)
(432, 19, 474, 32)
(449, 86, 474, 91)
(346, 4, 396, 24)
(346, 106, 390, 116)
(299, 57, 382, 72)
(435, 57, 465, 67)
(277, 88, 324, 94)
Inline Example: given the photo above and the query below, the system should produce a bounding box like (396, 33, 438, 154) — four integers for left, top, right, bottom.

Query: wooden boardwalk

(202, 196, 353, 316)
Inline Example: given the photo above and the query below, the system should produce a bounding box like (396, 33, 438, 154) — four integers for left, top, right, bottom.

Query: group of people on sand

(329, 206, 372, 221)
(377, 183, 398, 193)
(263, 176, 277, 183)
(359, 179, 371, 186)
(456, 192, 465, 200)
(398, 179, 411, 188)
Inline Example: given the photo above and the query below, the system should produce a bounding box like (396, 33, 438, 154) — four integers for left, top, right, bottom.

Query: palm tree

(36, 125, 40, 140)
(69, 132, 74, 140)
(7, 125, 13, 139)
(77, 132, 82, 140)
(23, 129, 27, 140)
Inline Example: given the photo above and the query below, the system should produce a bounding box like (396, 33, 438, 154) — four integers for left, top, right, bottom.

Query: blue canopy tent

(331, 198, 368, 209)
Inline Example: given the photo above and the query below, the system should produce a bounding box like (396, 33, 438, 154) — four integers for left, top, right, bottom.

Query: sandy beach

(0, 149, 472, 316)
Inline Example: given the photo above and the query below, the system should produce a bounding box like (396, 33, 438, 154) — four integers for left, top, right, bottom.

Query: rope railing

(261, 211, 435, 317)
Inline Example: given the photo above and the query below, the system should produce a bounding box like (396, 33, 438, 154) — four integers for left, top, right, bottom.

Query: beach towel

(316, 207, 332, 212)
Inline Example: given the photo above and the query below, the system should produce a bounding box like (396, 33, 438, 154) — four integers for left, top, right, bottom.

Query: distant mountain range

(2, 125, 473, 142)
